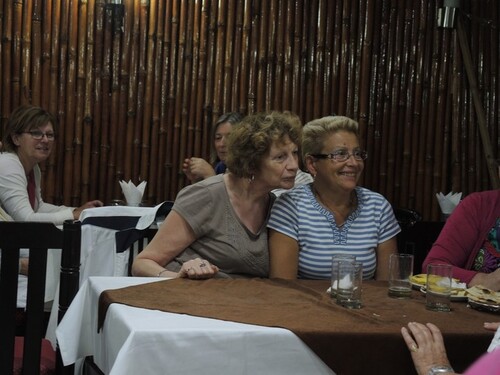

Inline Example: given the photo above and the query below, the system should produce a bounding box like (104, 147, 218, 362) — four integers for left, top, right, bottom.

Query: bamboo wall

(0, 0, 498, 221)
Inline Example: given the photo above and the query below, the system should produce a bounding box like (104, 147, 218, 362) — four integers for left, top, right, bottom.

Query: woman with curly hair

(132, 111, 301, 279)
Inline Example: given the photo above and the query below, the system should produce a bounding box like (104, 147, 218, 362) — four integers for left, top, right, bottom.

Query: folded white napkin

(436, 191, 462, 215)
(119, 180, 147, 206)
(331, 274, 353, 290)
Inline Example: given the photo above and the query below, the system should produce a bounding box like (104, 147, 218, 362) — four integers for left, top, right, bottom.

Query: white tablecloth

(56, 277, 334, 375)
(46, 203, 169, 346)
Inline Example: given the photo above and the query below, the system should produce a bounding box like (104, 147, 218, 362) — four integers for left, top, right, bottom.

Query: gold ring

(410, 343, 418, 352)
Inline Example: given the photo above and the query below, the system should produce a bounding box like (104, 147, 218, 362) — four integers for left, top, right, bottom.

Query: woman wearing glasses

(0, 105, 102, 224)
(268, 115, 400, 280)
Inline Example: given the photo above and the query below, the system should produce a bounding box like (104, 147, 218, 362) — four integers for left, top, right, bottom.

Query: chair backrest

(0, 220, 81, 375)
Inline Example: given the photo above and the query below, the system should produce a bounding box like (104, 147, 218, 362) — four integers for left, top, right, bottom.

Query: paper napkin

(119, 180, 147, 206)
(435, 191, 462, 215)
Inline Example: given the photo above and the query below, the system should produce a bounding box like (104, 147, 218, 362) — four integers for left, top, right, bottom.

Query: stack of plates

(466, 285, 500, 313)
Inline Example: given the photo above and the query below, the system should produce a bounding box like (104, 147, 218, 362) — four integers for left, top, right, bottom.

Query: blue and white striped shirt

(267, 184, 401, 279)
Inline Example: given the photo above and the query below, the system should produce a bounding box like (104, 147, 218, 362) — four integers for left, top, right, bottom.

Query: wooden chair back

(0, 220, 81, 375)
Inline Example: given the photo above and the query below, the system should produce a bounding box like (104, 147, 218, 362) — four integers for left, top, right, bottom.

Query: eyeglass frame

(21, 130, 56, 141)
(309, 149, 368, 162)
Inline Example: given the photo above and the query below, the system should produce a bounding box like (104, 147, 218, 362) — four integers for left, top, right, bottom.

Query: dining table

(56, 276, 495, 375)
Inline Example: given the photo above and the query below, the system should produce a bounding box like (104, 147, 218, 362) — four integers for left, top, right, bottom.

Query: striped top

(267, 184, 401, 279)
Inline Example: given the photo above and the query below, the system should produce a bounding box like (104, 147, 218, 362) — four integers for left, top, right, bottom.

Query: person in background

(182, 112, 244, 183)
(401, 321, 500, 375)
(268, 115, 400, 280)
(0, 105, 103, 224)
(422, 189, 500, 290)
(132, 111, 301, 279)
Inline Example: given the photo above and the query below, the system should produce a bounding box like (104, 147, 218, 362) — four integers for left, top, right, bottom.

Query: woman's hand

(178, 258, 219, 279)
(469, 269, 500, 291)
(73, 200, 104, 219)
(182, 157, 215, 182)
(401, 322, 454, 375)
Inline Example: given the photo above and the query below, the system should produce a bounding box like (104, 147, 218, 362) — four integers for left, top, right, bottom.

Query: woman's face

(257, 136, 299, 190)
(13, 122, 55, 167)
(311, 130, 364, 192)
(214, 122, 233, 162)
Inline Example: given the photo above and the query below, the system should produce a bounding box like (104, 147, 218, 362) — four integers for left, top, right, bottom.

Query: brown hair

(2, 105, 57, 153)
(226, 111, 302, 179)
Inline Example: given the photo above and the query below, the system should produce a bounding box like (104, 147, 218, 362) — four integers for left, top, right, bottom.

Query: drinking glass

(330, 254, 356, 298)
(426, 263, 452, 312)
(388, 253, 414, 299)
(336, 261, 363, 309)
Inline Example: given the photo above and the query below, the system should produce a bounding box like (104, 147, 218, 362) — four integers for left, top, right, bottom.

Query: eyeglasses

(23, 130, 55, 140)
(310, 149, 368, 162)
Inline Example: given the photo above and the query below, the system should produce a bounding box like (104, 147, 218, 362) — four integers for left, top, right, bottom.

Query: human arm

(374, 237, 397, 280)
(131, 210, 218, 278)
(19, 258, 29, 275)
(269, 229, 299, 279)
(71, 200, 104, 220)
(182, 157, 216, 182)
(401, 322, 455, 375)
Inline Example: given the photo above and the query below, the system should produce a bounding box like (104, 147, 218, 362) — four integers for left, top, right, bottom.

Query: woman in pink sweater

(422, 189, 500, 290)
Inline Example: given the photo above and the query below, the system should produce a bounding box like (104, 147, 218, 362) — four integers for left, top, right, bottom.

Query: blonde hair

(302, 116, 359, 160)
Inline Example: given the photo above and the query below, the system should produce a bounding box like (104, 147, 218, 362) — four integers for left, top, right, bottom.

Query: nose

(287, 154, 299, 170)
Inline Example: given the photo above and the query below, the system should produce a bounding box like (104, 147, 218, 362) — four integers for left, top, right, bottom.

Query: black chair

(0, 220, 81, 375)
(393, 207, 422, 230)
(393, 208, 445, 274)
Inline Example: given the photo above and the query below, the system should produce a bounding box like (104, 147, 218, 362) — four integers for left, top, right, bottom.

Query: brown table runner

(99, 278, 493, 375)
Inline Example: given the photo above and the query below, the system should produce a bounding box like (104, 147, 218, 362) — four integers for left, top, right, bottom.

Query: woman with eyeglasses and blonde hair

(268, 115, 400, 280)
(0, 105, 102, 224)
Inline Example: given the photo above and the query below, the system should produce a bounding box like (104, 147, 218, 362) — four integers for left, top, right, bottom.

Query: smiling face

(257, 136, 299, 190)
(13, 122, 55, 171)
(214, 121, 233, 162)
(309, 130, 364, 193)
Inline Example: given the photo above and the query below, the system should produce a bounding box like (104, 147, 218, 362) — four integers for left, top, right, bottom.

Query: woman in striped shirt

(268, 116, 400, 280)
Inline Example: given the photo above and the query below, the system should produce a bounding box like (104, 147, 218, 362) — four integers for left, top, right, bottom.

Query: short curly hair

(2, 105, 57, 153)
(225, 111, 302, 179)
(302, 115, 359, 160)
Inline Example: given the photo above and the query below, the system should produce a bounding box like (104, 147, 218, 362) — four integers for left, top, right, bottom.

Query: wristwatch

(427, 365, 455, 374)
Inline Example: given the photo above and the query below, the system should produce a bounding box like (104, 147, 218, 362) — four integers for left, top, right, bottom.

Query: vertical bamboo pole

(149, 0, 167, 203)
(166, 0, 179, 199)
(123, 0, 140, 182)
(83, 0, 96, 201)
(141, 0, 158, 203)
(41, 1, 53, 111)
(359, 0, 374, 188)
(222, 0, 236, 111)
(320, 1, 335, 115)
(98, 2, 112, 205)
(20, 0, 32, 103)
(31, 0, 42, 105)
(1, 0, 14, 117)
(66, 0, 79, 206)
(246, 0, 259, 114)
(238, 0, 251, 114)
(457, 13, 500, 189)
